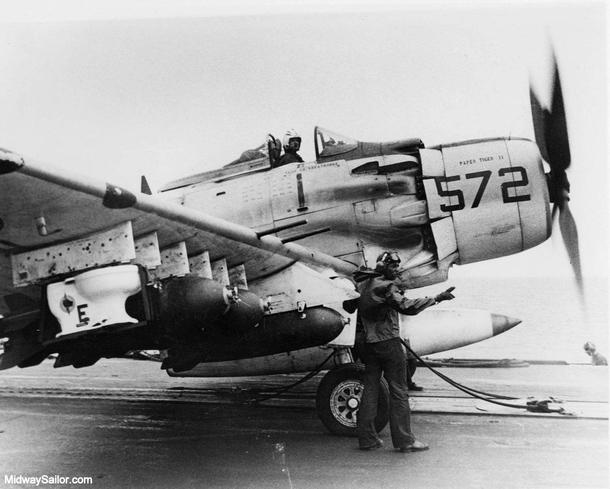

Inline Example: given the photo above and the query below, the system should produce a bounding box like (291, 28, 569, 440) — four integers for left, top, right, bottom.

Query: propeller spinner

(529, 51, 583, 295)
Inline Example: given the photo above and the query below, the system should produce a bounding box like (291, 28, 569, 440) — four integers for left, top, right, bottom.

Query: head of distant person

(375, 251, 401, 280)
(584, 342, 597, 356)
(283, 129, 301, 154)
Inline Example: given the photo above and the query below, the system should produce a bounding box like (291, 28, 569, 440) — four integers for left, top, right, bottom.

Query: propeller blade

(530, 51, 572, 209)
(558, 201, 583, 299)
(546, 56, 571, 172)
(529, 86, 550, 163)
(531, 49, 582, 305)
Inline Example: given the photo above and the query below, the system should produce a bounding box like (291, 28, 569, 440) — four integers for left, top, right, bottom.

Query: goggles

(380, 251, 400, 264)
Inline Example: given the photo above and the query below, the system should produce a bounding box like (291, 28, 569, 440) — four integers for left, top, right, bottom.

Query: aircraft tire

(315, 363, 390, 437)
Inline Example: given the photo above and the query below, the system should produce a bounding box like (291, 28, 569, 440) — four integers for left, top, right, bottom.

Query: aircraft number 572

(433, 166, 531, 213)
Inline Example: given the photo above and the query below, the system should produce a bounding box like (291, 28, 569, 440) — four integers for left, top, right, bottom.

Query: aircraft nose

(491, 314, 522, 336)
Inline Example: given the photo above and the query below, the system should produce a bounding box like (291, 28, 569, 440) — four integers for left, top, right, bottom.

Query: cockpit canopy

(315, 126, 424, 163)
(314, 127, 358, 159)
(159, 127, 424, 192)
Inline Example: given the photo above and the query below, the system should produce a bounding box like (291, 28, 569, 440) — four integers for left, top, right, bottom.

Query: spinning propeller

(529, 51, 583, 297)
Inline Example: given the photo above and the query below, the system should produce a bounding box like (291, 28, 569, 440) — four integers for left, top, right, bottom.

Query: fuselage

(158, 127, 551, 289)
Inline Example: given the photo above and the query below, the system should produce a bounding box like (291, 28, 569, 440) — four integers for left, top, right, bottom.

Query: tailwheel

(315, 363, 390, 437)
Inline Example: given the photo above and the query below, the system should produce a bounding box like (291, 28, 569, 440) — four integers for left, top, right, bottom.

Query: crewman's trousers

(357, 337, 416, 449)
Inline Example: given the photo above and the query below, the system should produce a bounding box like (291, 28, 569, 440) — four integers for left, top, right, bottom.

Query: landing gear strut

(315, 363, 390, 437)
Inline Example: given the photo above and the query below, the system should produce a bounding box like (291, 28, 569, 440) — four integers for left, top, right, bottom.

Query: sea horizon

(417, 275, 608, 363)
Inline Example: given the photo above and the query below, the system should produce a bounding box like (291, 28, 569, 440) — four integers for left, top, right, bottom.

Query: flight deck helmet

(375, 251, 401, 273)
(283, 129, 302, 152)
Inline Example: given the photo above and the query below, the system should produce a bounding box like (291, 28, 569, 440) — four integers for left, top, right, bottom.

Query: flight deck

(0, 357, 607, 489)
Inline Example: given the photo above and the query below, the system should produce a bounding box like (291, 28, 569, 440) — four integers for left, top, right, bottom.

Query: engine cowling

(421, 137, 551, 265)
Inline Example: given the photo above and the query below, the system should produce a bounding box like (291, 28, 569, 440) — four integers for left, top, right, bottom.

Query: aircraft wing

(0, 148, 357, 317)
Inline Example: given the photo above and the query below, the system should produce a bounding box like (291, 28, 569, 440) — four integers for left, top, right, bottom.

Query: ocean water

(415, 275, 609, 363)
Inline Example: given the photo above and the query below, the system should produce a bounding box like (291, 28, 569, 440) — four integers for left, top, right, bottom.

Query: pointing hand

(435, 286, 455, 303)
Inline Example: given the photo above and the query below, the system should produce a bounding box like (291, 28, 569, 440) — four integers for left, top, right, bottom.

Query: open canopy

(314, 127, 359, 159)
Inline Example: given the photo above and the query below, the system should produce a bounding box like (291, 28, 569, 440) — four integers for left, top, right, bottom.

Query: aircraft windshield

(315, 127, 358, 159)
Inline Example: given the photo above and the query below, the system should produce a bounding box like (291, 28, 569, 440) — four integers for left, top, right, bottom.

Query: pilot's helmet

(375, 251, 401, 272)
(283, 129, 302, 150)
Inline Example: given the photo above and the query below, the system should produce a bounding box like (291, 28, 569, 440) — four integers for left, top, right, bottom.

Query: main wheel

(315, 363, 390, 437)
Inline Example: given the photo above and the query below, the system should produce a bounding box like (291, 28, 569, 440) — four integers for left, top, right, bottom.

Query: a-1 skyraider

(0, 54, 579, 435)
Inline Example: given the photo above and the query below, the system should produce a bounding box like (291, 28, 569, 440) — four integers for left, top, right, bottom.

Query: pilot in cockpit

(276, 129, 304, 167)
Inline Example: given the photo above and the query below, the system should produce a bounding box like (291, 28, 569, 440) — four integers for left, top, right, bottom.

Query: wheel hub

(329, 379, 364, 428)
(347, 397, 359, 410)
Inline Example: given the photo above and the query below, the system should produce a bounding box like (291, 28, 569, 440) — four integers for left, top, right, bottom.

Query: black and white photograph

(0, 1, 607, 488)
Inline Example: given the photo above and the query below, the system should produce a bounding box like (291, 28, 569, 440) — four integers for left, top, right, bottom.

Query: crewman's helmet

(375, 251, 401, 273)
(283, 129, 301, 151)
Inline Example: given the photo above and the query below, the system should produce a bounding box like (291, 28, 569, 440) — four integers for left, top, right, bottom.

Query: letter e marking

(77, 304, 90, 326)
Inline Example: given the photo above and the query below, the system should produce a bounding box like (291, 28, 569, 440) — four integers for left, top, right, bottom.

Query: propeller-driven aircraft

(0, 53, 579, 435)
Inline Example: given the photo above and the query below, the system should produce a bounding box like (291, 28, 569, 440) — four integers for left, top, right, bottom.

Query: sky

(0, 1, 607, 288)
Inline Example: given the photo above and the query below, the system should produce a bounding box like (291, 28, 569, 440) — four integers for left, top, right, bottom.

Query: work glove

(435, 286, 455, 303)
